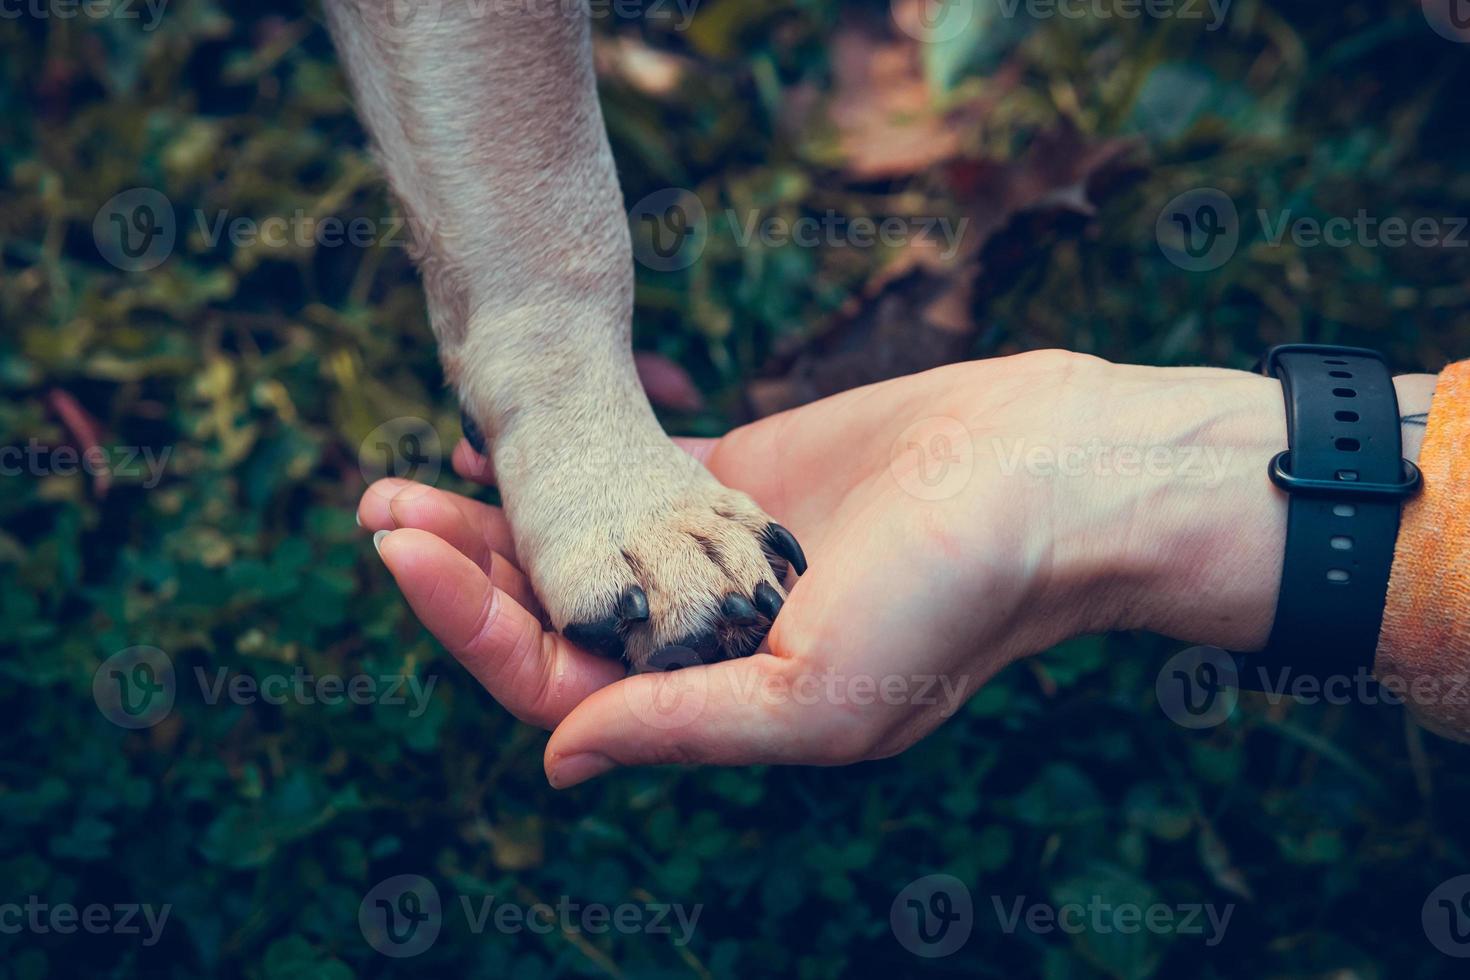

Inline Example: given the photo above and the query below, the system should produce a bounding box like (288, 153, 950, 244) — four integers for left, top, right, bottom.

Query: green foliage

(3, 0, 1470, 977)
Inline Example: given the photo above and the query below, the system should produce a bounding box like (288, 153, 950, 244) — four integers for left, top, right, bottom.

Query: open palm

(360, 353, 1093, 787)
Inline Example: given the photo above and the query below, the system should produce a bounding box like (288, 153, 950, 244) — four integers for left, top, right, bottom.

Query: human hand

(359, 350, 1321, 787)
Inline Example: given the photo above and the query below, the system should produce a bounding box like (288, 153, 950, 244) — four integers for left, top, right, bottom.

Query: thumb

(542, 653, 863, 787)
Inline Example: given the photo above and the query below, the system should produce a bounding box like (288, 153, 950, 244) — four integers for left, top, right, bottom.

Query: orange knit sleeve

(1375, 361, 1470, 741)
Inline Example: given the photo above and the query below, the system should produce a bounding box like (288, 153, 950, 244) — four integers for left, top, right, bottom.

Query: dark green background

(4, 0, 1470, 976)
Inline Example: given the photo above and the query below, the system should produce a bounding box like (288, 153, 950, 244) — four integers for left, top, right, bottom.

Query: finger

(543, 654, 862, 787)
(385, 485, 537, 615)
(452, 439, 496, 485)
(375, 528, 624, 729)
(357, 477, 419, 527)
(359, 478, 519, 566)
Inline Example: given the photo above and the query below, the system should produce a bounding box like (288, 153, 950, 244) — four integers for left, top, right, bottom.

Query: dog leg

(323, 0, 803, 668)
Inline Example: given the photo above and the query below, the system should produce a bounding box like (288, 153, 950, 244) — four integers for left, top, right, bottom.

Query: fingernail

(548, 753, 615, 789)
(372, 529, 390, 555)
(355, 510, 362, 528)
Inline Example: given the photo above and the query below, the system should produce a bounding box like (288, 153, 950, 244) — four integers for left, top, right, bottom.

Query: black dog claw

(764, 524, 807, 576)
(721, 593, 759, 627)
(563, 617, 625, 662)
(752, 582, 784, 620)
(618, 585, 650, 624)
(460, 409, 488, 456)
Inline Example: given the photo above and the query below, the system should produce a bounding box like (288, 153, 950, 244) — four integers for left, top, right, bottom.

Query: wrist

(1047, 362, 1290, 651)
(1055, 364, 1439, 654)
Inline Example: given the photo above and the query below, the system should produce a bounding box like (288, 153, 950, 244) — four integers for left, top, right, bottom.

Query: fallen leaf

(593, 35, 692, 98)
(747, 120, 1144, 417)
(46, 388, 111, 498)
(824, 24, 961, 181)
(635, 351, 705, 413)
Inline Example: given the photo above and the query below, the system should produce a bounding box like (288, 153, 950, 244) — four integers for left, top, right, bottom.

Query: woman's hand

(359, 350, 1305, 787)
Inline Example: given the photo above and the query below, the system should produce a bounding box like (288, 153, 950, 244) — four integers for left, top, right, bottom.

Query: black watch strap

(1234, 345, 1422, 690)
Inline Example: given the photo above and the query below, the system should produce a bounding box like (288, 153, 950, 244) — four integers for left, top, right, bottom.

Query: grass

(2, 0, 1470, 976)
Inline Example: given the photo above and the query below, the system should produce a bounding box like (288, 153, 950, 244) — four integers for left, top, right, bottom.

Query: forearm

(322, 0, 632, 344)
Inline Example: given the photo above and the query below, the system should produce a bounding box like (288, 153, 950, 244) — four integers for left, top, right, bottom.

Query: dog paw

(503, 456, 805, 671)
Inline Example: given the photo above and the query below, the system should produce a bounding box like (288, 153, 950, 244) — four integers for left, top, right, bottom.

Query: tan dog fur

(323, 0, 792, 667)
